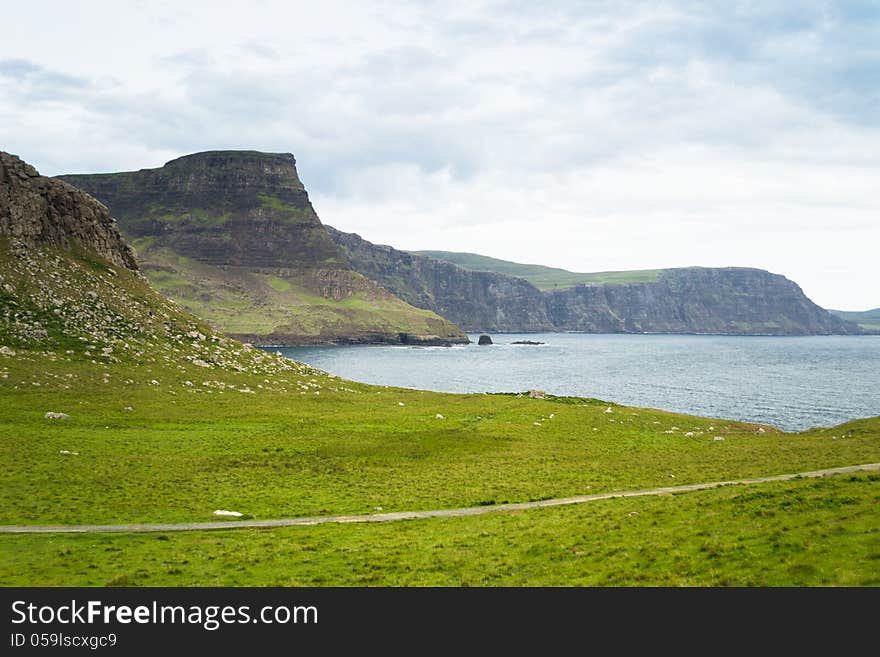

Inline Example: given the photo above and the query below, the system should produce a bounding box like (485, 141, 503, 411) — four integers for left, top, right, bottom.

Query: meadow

(1, 342, 878, 585)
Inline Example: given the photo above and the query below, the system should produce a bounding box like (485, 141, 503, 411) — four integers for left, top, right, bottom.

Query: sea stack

(478, 334, 493, 345)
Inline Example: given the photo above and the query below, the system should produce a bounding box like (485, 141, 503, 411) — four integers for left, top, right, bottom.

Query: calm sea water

(276, 334, 880, 431)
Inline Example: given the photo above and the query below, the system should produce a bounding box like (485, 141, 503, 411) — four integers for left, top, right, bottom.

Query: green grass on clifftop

(829, 308, 880, 332)
(415, 250, 662, 289)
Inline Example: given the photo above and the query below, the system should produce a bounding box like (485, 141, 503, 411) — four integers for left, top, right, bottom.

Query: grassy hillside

(415, 250, 662, 289)
(829, 308, 880, 332)
(133, 238, 463, 344)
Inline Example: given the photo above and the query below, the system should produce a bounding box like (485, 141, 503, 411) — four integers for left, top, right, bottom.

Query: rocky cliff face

(59, 152, 467, 345)
(326, 226, 862, 336)
(545, 267, 860, 335)
(60, 151, 339, 268)
(1, 151, 137, 270)
(327, 226, 554, 332)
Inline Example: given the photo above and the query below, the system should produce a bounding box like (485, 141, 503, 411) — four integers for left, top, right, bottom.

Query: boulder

(477, 334, 493, 345)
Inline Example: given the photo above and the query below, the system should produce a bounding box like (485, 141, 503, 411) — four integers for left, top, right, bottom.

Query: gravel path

(2, 463, 877, 535)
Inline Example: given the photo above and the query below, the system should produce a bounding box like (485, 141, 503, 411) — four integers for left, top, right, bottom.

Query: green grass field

(3, 348, 880, 527)
(1, 343, 879, 585)
(1, 472, 876, 586)
(415, 250, 662, 289)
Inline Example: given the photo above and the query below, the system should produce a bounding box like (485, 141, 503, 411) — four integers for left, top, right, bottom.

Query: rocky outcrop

(59, 151, 338, 268)
(326, 226, 862, 336)
(1, 151, 137, 270)
(326, 226, 554, 332)
(59, 152, 468, 345)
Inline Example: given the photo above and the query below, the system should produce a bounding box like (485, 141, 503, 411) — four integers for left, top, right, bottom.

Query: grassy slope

(829, 308, 880, 332)
(415, 250, 662, 289)
(134, 239, 463, 342)
(1, 243, 878, 585)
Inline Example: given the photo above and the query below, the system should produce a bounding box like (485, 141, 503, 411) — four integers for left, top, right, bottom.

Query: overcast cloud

(2, 0, 878, 309)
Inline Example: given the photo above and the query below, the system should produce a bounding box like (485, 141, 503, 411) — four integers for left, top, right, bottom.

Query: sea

(275, 333, 880, 432)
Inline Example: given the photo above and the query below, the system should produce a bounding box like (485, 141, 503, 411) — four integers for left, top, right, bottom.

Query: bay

(276, 333, 880, 431)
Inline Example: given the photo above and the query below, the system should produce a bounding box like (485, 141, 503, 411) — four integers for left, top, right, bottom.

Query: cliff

(60, 152, 467, 345)
(60, 151, 339, 268)
(326, 227, 862, 336)
(829, 308, 880, 333)
(327, 226, 554, 332)
(1, 152, 137, 270)
(544, 267, 860, 335)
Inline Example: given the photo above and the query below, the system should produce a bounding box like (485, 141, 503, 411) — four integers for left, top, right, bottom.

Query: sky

(2, 1, 878, 310)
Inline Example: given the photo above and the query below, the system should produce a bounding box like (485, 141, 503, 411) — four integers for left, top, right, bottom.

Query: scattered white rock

(398, 402, 405, 406)
(44, 412, 70, 420)
(123, 406, 133, 412)
(0, 346, 16, 357)
(549, 413, 555, 419)
(59, 450, 79, 456)
(212, 510, 243, 518)
(604, 407, 613, 413)
(528, 390, 546, 399)
(150, 380, 159, 386)
(627, 511, 639, 517)
(374, 506, 383, 511)
(713, 436, 725, 441)
(757, 427, 766, 433)
(184, 381, 193, 387)
(668, 474, 676, 478)
(435, 414, 445, 419)
(684, 431, 695, 437)
(533, 422, 542, 426)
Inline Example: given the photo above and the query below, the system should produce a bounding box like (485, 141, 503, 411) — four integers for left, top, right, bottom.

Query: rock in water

(478, 334, 493, 345)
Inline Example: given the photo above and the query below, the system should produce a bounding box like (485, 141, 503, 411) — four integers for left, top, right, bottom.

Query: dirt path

(2, 463, 878, 535)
